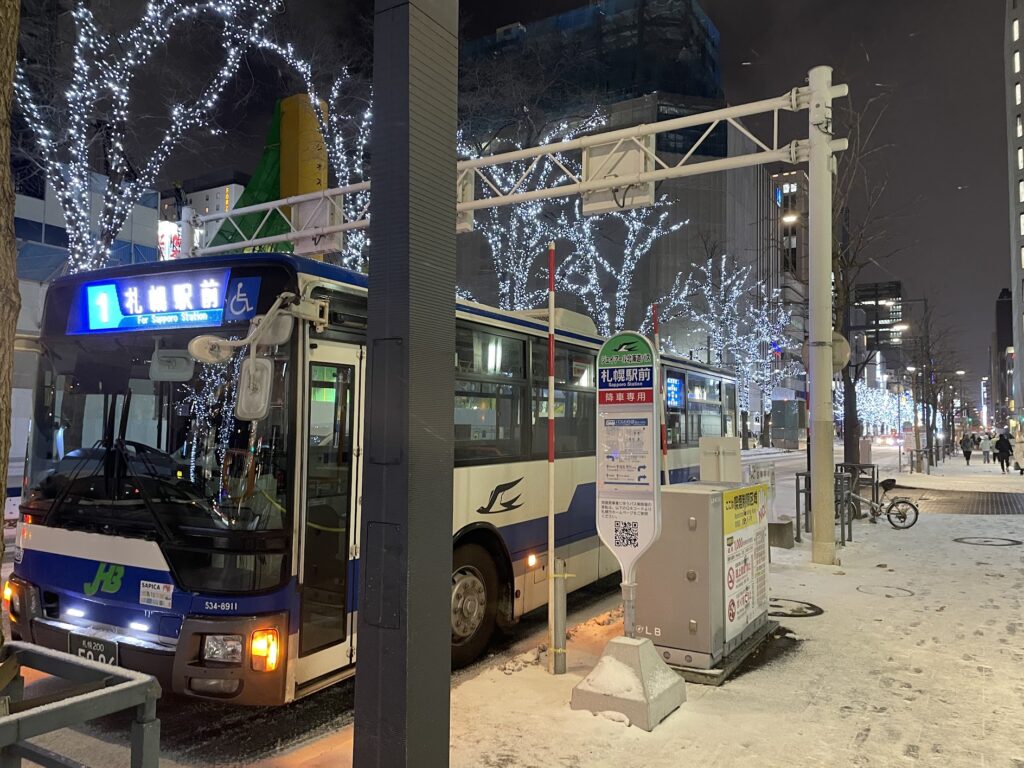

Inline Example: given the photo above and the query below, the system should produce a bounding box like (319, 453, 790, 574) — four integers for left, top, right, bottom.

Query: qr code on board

(614, 520, 639, 548)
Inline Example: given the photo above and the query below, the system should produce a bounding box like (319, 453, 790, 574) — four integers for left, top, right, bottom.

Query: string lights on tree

(834, 381, 916, 434)
(14, 0, 282, 273)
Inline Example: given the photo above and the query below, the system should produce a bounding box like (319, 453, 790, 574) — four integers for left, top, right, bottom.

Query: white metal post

(808, 66, 838, 565)
(547, 241, 566, 674)
(179, 206, 194, 260)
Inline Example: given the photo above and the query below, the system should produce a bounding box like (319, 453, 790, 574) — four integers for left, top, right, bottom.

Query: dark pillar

(353, 0, 457, 765)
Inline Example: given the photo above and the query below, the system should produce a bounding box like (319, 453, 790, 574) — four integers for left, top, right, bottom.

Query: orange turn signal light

(2, 581, 11, 609)
(250, 629, 280, 672)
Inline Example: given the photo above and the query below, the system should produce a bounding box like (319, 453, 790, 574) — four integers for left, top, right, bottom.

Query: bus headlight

(202, 634, 243, 664)
(250, 629, 280, 672)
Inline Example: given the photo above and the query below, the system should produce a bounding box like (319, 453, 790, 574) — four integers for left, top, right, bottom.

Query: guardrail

(0, 641, 160, 768)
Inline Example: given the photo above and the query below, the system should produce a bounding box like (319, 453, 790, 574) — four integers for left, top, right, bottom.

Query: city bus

(5, 253, 737, 705)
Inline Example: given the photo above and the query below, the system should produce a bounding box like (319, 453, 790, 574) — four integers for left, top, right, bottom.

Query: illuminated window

(1018, 212, 1023, 236)
(1017, 82, 1022, 105)
(1020, 245, 1024, 269)
(1018, 115, 1022, 137)
(1018, 147, 1023, 169)
(1019, 180, 1024, 202)
(1015, 19, 1020, 41)
(1017, 51, 1021, 73)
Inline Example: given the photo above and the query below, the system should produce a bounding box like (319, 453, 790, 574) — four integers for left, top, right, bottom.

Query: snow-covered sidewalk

(443, 515, 1024, 767)
(255, 510, 1024, 767)
(893, 450, 1024, 494)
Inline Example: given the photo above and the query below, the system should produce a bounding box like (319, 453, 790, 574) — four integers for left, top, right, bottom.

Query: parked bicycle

(842, 478, 919, 529)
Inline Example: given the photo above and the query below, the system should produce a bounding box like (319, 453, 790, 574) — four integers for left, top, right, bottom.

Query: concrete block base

(570, 637, 686, 731)
(768, 520, 795, 549)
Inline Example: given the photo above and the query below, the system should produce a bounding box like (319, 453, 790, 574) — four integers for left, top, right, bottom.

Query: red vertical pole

(546, 241, 565, 673)
(653, 303, 668, 484)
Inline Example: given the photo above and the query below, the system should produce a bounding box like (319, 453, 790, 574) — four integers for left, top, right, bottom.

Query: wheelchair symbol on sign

(229, 282, 254, 316)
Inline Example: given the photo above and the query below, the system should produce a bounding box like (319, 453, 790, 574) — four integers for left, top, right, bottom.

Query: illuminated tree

(14, 1, 282, 272)
(834, 382, 916, 434)
(669, 248, 751, 366)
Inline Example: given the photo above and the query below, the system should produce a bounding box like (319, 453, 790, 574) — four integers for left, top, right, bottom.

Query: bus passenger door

(295, 342, 363, 686)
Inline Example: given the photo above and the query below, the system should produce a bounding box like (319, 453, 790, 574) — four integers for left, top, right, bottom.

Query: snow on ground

(447, 513, 1024, 768)
(892, 452, 1024, 494)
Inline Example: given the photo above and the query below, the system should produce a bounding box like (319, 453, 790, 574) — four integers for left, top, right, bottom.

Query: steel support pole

(807, 66, 838, 566)
(353, 0, 457, 765)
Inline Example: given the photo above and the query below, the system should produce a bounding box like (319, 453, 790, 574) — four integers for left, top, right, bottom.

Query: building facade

(458, 0, 797, 386)
(852, 281, 905, 362)
(993, 287, 1014, 429)
(1005, 0, 1024, 430)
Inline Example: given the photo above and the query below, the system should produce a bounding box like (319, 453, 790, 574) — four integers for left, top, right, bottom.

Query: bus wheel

(451, 543, 498, 669)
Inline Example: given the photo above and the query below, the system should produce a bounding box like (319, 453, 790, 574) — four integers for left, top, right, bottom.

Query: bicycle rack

(794, 470, 854, 546)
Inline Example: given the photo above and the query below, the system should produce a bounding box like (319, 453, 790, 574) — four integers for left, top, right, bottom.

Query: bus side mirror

(235, 357, 273, 421)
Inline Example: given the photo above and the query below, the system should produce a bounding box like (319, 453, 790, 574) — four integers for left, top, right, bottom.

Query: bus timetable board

(66, 269, 261, 334)
(595, 332, 662, 587)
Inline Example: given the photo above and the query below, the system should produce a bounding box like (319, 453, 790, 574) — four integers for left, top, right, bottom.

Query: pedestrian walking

(960, 434, 973, 465)
(995, 433, 1014, 474)
(979, 433, 992, 464)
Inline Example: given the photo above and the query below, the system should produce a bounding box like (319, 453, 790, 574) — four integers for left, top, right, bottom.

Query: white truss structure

(188, 83, 847, 256)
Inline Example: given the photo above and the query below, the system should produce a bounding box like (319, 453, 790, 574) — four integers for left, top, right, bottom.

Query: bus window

(665, 370, 685, 447)
(456, 326, 525, 379)
(454, 325, 526, 463)
(723, 382, 737, 437)
(301, 362, 355, 655)
(531, 342, 596, 457)
(687, 373, 722, 441)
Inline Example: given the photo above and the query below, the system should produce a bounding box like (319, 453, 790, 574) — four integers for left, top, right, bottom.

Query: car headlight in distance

(203, 634, 243, 664)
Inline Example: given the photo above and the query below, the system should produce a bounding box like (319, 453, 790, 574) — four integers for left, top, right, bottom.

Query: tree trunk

(842, 365, 860, 464)
(741, 409, 749, 450)
(0, 0, 23, 604)
(760, 409, 771, 447)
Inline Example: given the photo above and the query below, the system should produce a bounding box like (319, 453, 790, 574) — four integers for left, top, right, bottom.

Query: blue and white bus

(6, 253, 737, 705)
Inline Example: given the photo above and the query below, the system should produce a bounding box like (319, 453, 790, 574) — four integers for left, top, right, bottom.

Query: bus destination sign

(67, 270, 261, 334)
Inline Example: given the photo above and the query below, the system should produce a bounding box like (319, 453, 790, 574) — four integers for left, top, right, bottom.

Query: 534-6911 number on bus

(204, 601, 239, 612)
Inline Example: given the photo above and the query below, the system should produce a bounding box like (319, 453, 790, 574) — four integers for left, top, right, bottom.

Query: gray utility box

(634, 483, 769, 669)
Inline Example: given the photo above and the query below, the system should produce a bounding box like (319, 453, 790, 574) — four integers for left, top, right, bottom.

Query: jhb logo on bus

(84, 563, 124, 596)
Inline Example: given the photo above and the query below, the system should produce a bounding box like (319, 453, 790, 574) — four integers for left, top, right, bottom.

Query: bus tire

(451, 543, 498, 669)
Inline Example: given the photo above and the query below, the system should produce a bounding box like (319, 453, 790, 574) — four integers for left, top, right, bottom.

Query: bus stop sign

(596, 332, 662, 595)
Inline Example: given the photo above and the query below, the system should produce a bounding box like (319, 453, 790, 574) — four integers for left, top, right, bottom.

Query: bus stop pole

(547, 241, 566, 674)
(353, 0, 458, 765)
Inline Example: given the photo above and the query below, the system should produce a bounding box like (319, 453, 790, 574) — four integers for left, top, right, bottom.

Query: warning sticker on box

(139, 580, 174, 609)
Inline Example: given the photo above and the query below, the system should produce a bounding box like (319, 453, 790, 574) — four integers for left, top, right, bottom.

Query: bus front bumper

(9, 579, 288, 706)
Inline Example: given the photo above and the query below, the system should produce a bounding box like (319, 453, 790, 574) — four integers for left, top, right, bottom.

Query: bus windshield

(24, 328, 293, 593)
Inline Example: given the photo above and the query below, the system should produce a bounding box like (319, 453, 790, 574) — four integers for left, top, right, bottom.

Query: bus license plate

(68, 634, 119, 666)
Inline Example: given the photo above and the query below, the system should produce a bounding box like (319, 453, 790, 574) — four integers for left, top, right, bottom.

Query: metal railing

(0, 642, 161, 768)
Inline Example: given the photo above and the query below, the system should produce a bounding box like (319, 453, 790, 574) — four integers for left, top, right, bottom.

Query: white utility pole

(807, 65, 843, 565)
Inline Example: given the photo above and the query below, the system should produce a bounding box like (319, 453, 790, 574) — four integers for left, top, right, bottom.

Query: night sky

(698, 0, 1007, 395)
(458, 0, 1008, 391)
(174, 1, 1008, 390)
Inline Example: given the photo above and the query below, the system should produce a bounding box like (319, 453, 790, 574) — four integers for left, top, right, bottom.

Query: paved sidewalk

(890, 449, 1024, 494)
